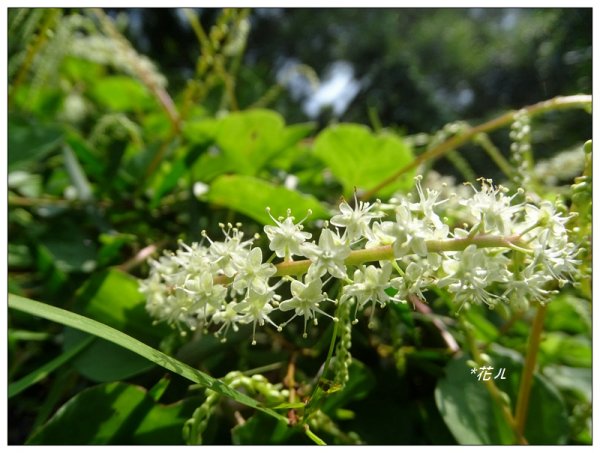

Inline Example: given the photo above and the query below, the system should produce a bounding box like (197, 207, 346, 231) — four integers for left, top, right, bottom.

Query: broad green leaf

(74, 268, 169, 345)
(8, 294, 287, 424)
(206, 174, 330, 225)
(313, 123, 414, 198)
(182, 117, 219, 144)
(91, 76, 153, 112)
(69, 269, 170, 382)
(435, 356, 514, 444)
(214, 109, 313, 175)
(27, 381, 199, 444)
(63, 329, 154, 383)
(8, 335, 93, 398)
(8, 115, 63, 171)
(489, 345, 570, 445)
(192, 152, 237, 182)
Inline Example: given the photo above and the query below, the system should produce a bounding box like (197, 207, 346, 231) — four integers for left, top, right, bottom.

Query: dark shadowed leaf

(27, 381, 200, 444)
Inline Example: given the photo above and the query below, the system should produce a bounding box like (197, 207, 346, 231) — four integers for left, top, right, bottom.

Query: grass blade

(8, 335, 94, 398)
(8, 293, 287, 423)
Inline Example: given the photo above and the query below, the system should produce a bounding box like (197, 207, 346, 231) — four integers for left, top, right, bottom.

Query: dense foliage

(7, 8, 592, 445)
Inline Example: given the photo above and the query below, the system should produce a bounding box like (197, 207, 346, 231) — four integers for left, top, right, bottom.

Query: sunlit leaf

(313, 123, 414, 197)
(206, 174, 330, 225)
(91, 76, 153, 111)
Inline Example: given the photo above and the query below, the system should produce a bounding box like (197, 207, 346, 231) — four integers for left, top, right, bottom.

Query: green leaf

(544, 293, 591, 335)
(231, 412, 298, 445)
(538, 332, 591, 368)
(8, 335, 93, 398)
(27, 381, 198, 444)
(542, 365, 591, 402)
(38, 224, 98, 274)
(313, 123, 414, 197)
(182, 117, 219, 144)
(150, 144, 205, 208)
(74, 268, 169, 345)
(91, 76, 153, 111)
(215, 109, 312, 175)
(8, 293, 288, 424)
(489, 345, 570, 445)
(435, 356, 514, 445)
(463, 306, 500, 343)
(63, 329, 154, 383)
(206, 174, 330, 225)
(8, 115, 63, 171)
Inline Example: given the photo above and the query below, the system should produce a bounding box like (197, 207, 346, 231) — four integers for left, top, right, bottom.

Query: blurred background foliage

(7, 7, 591, 445)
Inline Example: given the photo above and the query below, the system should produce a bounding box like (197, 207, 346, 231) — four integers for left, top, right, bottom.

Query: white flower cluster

(140, 177, 581, 343)
(69, 35, 168, 88)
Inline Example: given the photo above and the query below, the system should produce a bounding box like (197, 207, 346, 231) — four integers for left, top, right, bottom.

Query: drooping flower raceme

(140, 176, 583, 343)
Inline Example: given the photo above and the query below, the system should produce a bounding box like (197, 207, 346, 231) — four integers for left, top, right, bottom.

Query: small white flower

(503, 264, 555, 310)
(392, 204, 429, 257)
(461, 179, 522, 235)
(279, 275, 336, 337)
(343, 262, 397, 325)
(330, 197, 382, 242)
(212, 301, 243, 341)
(365, 221, 397, 249)
(204, 224, 254, 277)
(437, 245, 511, 308)
(235, 288, 280, 345)
(264, 208, 312, 259)
(302, 228, 351, 279)
(390, 258, 437, 303)
(232, 247, 276, 295)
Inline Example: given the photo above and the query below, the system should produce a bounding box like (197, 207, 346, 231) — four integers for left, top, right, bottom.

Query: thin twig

(360, 94, 592, 200)
(117, 243, 163, 273)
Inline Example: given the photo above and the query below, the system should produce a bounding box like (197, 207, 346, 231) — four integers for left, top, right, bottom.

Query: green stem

(514, 303, 547, 439)
(213, 234, 526, 286)
(276, 234, 524, 278)
(460, 317, 527, 445)
(474, 133, 515, 179)
(361, 94, 592, 200)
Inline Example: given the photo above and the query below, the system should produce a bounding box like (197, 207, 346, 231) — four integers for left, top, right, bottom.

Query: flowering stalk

(268, 234, 527, 279)
(140, 176, 581, 344)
